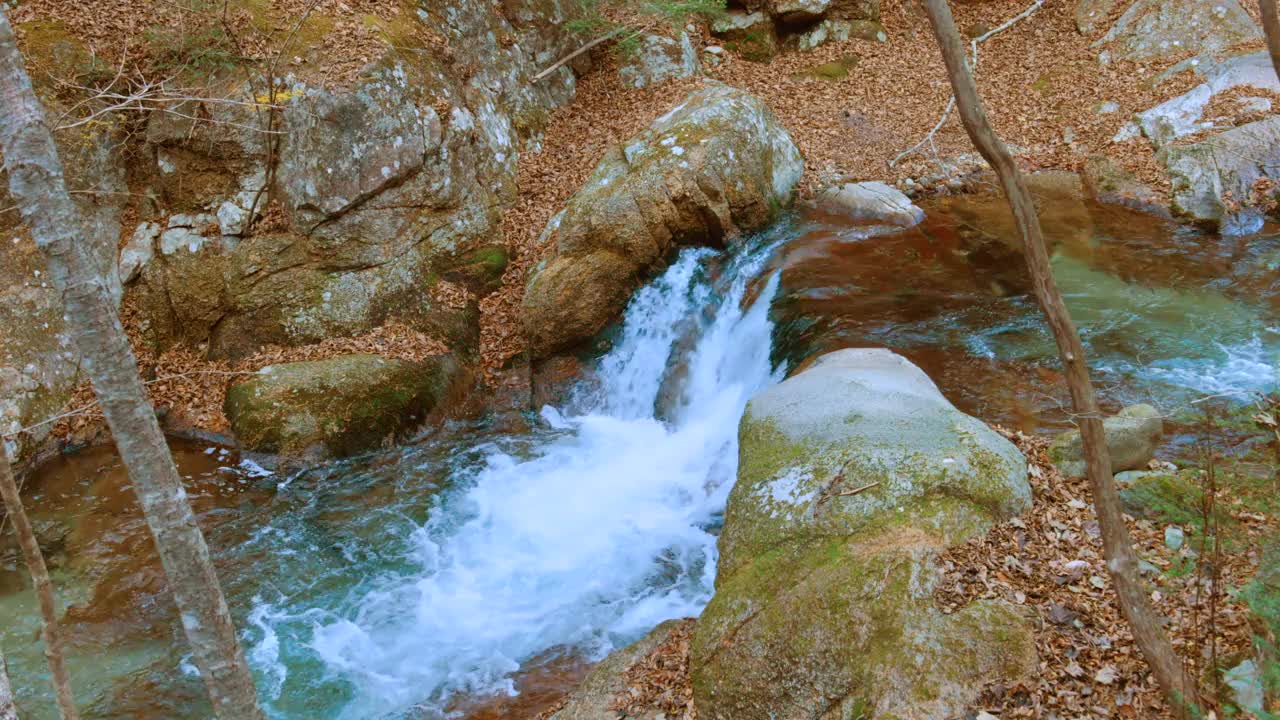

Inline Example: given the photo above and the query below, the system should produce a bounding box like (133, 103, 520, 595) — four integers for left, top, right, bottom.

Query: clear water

(3, 201, 1277, 719)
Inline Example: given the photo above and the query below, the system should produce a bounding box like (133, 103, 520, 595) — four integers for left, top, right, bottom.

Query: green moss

(793, 54, 861, 81)
(224, 353, 459, 457)
(1120, 471, 1203, 524)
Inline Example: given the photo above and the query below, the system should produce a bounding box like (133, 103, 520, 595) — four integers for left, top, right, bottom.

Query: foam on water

(261, 241, 786, 718)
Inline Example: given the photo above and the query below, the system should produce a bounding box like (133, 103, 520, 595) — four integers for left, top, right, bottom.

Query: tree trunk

(0, 10, 264, 720)
(0, 642, 17, 720)
(0, 443, 77, 719)
(919, 0, 1202, 712)
(1262, 0, 1280, 84)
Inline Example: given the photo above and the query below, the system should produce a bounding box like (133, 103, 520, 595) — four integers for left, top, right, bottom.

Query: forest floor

(17, 2, 1280, 716)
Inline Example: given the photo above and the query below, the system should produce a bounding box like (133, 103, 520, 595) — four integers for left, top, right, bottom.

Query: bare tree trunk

(0, 10, 263, 720)
(0, 642, 16, 720)
(1262, 0, 1280, 84)
(920, 0, 1202, 712)
(0, 443, 77, 719)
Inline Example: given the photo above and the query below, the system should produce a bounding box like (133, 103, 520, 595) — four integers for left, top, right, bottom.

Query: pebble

(1164, 525, 1185, 551)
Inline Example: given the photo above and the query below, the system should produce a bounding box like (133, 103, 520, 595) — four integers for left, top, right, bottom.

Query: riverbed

(2, 194, 1276, 719)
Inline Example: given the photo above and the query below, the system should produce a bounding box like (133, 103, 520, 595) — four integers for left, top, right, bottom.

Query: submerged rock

(224, 353, 460, 459)
(1081, 154, 1170, 217)
(522, 82, 803, 356)
(692, 348, 1036, 720)
(1049, 403, 1163, 477)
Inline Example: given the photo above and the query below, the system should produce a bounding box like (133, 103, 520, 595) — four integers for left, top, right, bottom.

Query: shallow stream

(3, 195, 1277, 719)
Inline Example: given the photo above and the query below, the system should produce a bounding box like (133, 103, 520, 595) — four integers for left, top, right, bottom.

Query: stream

(2, 196, 1277, 719)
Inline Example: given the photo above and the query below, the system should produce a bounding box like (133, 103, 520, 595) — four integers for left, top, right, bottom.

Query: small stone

(1164, 526, 1185, 550)
(813, 181, 925, 226)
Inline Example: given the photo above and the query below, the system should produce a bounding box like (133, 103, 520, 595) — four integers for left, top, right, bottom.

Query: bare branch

(890, 0, 1044, 169)
(921, 0, 1203, 710)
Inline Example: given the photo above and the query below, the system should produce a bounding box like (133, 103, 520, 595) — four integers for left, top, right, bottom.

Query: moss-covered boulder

(1049, 403, 1163, 478)
(691, 348, 1036, 719)
(522, 82, 803, 356)
(224, 353, 460, 459)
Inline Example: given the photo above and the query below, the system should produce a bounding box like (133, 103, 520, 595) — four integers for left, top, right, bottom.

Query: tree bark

(0, 443, 77, 719)
(0, 9, 264, 720)
(1261, 0, 1280, 84)
(0, 642, 16, 720)
(919, 0, 1202, 712)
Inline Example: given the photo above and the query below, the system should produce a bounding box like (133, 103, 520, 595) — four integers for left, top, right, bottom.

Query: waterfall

(287, 238, 786, 718)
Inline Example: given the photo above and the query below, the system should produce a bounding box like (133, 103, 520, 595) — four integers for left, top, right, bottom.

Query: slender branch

(920, 0, 1202, 712)
(890, 0, 1043, 168)
(0, 442, 78, 720)
(532, 25, 627, 82)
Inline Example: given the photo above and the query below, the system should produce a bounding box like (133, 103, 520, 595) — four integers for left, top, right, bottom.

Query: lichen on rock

(691, 348, 1037, 720)
(521, 82, 804, 356)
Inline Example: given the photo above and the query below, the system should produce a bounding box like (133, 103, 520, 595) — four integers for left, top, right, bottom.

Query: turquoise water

(2, 200, 1276, 718)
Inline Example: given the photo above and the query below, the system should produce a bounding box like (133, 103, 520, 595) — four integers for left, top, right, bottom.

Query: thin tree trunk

(0, 10, 263, 720)
(0, 443, 77, 719)
(1261, 0, 1280, 84)
(919, 0, 1202, 712)
(0, 642, 17, 720)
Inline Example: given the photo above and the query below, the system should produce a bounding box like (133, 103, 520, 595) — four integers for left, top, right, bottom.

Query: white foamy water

(270, 243, 785, 718)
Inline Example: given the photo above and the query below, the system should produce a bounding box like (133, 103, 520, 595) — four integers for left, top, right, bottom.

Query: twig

(3, 369, 259, 439)
(889, 0, 1044, 168)
(531, 25, 628, 82)
(830, 481, 880, 498)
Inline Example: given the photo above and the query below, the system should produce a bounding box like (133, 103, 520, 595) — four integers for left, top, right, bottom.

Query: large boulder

(691, 349, 1037, 720)
(522, 82, 803, 356)
(1094, 0, 1260, 63)
(224, 353, 460, 459)
(1122, 51, 1280, 229)
(1049, 403, 1164, 477)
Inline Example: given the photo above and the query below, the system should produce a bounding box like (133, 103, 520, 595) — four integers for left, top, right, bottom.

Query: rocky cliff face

(133, 0, 582, 361)
(1, 0, 585, 464)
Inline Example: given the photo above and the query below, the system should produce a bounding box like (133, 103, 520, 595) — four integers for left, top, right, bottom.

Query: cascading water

(250, 235, 788, 719)
(5, 202, 1276, 720)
